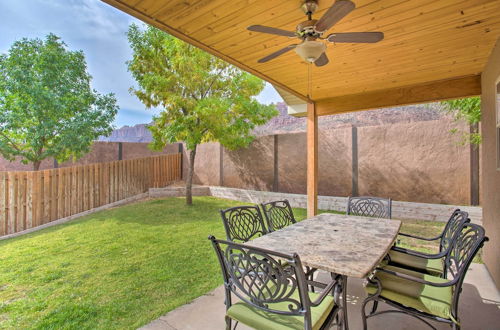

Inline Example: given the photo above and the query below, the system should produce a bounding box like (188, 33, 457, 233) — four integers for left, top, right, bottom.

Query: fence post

(178, 143, 183, 180)
(8, 172, 16, 234)
(219, 144, 224, 187)
(273, 135, 279, 192)
(470, 123, 480, 205)
(0, 172, 7, 236)
(26, 172, 33, 230)
(118, 142, 123, 161)
(351, 126, 359, 197)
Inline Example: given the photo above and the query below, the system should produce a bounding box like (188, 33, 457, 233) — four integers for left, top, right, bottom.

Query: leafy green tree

(440, 97, 481, 145)
(0, 34, 118, 170)
(127, 24, 277, 205)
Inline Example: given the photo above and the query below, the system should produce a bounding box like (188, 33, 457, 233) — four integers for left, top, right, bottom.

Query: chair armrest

(375, 267, 456, 287)
(308, 278, 338, 307)
(390, 246, 446, 259)
(397, 232, 442, 241)
(307, 279, 327, 290)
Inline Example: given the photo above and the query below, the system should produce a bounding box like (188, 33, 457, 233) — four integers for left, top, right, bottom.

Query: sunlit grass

(0, 196, 457, 329)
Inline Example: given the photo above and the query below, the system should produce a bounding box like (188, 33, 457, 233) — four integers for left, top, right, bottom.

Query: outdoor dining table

(244, 212, 401, 330)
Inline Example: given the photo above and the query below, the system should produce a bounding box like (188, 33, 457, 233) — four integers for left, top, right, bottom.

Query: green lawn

(0, 196, 446, 329)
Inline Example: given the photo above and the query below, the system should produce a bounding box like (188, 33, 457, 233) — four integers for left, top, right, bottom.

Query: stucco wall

(186, 117, 475, 205)
(481, 38, 500, 289)
(0, 156, 54, 171)
(276, 129, 352, 196)
(60, 142, 119, 167)
(122, 142, 178, 160)
(0, 141, 179, 171)
(318, 127, 352, 196)
(223, 135, 275, 191)
(358, 119, 470, 205)
(189, 142, 221, 186)
(277, 133, 307, 194)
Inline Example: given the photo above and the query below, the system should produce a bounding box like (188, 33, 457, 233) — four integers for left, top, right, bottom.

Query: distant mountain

(254, 102, 445, 135)
(99, 123, 152, 143)
(100, 102, 446, 142)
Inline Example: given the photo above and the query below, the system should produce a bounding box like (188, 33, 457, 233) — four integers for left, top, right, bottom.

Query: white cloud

(0, 0, 279, 127)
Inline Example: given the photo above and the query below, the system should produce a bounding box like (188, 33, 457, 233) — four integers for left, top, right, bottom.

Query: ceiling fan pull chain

(308, 62, 312, 100)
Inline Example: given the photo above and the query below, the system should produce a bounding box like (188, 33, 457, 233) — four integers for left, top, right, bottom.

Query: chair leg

(371, 300, 379, 314)
(306, 266, 316, 292)
(225, 316, 232, 330)
(452, 323, 460, 330)
(361, 298, 371, 330)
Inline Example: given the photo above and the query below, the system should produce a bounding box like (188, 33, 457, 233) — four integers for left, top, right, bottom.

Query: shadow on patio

(142, 264, 500, 330)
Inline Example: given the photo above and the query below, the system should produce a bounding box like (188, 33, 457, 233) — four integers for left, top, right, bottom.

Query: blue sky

(0, 0, 283, 128)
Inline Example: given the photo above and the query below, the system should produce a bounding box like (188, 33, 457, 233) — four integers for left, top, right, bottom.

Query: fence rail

(0, 153, 182, 236)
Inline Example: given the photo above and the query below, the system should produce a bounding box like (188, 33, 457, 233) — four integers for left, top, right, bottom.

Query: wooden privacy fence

(0, 153, 182, 236)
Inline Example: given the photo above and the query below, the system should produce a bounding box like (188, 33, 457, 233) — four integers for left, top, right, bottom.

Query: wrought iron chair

(220, 205, 268, 243)
(389, 209, 470, 277)
(260, 199, 318, 291)
(260, 199, 297, 232)
(209, 236, 341, 330)
(346, 196, 392, 219)
(362, 223, 488, 330)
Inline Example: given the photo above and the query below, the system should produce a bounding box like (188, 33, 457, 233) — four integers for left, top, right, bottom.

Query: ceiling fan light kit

(247, 0, 384, 66)
(295, 40, 326, 63)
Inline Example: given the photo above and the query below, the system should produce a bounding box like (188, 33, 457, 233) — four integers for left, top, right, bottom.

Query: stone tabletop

(245, 213, 401, 278)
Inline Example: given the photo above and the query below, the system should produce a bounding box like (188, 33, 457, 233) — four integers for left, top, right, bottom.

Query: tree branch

(0, 130, 22, 153)
(202, 68, 224, 99)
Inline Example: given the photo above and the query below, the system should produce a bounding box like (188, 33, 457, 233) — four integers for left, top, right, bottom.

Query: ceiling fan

(247, 0, 384, 66)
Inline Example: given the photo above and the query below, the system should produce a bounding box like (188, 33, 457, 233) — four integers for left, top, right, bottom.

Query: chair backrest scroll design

(347, 196, 392, 219)
(220, 205, 267, 242)
(261, 200, 296, 232)
(209, 236, 312, 320)
(439, 209, 470, 253)
(445, 224, 488, 321)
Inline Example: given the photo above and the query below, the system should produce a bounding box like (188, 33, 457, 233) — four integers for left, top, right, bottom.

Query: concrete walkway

(141, 264, 500, 330)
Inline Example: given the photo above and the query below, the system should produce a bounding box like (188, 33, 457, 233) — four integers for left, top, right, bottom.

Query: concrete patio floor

(141, 264, 500, 330)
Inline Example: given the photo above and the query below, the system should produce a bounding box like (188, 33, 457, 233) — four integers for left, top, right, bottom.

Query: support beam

(470, 123, 480, 206)
(315, 75, 481, 116)
(351, 126, 359, 197)
(307, 102, 318, 218)
(480, 37, 500, 289)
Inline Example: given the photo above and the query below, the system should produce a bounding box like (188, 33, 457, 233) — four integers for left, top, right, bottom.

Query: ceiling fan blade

(247, 25, 296, 37)
(315, 52, 329, 67)
(327, 32, 384, 43)
(314, 0, 355, 32)
(257, 44, 297, 63)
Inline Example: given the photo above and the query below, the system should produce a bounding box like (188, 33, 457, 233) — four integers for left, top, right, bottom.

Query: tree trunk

(33, 161, 41, 171)
(186, 145, 197, 206)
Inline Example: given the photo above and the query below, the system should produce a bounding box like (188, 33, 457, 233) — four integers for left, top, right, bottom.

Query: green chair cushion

(388, 250, 444, 276)
(365, 265, 453, 320)
(226, 289, 335, 330)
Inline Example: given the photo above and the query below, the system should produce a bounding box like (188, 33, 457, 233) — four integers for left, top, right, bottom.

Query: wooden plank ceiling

(102, 0, 500, 115)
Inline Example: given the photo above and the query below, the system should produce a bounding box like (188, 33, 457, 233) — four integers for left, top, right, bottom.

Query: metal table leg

(332, 273, 349, 330)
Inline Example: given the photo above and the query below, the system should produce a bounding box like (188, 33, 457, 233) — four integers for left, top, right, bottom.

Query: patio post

(480, 37, 500, 289)
(307, 101, 318, 217)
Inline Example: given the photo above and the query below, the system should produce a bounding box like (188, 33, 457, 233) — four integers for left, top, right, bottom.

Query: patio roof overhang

(102, 0, 498, 115)
(103, 0, 500, 290)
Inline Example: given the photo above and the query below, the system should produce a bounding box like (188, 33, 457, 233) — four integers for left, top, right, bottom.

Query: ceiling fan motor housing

(296, 20, 323, 39)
